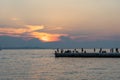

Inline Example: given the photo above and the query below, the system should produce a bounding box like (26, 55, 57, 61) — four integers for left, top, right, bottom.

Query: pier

(54, 48, 120, 58)
(55, 53, 120, 58)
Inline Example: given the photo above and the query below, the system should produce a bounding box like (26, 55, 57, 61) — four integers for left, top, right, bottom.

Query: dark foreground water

(0, 49, 120, 80)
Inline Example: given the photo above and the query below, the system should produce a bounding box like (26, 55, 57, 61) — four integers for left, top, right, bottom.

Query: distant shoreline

(0, 47, 47, 49)
(1, 48, 119, 50)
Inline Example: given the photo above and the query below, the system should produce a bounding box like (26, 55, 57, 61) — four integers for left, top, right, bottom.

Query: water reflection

(0, 49, 120, 80)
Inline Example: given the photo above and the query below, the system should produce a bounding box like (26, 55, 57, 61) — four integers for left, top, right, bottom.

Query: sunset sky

(0, 0, 120, 48)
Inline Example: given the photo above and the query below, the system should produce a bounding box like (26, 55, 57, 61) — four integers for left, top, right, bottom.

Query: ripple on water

(0, 49, 120, 80)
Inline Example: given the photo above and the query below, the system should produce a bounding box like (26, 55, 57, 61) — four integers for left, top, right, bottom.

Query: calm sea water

(0, 49, 120, 80)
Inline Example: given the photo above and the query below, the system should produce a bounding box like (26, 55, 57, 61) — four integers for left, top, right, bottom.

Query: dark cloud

(0, 36, 120, 49)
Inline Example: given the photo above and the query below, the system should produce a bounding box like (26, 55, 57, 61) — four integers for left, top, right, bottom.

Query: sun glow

(41, 36, 51, 42)
(31, 32, 68, 42)
(0, 25, 68, 42)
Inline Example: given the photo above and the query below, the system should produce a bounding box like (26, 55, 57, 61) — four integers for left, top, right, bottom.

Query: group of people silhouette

(110, 48, 119, 53)
(55, 48, 85, 53)
(55, 48, 119, 53)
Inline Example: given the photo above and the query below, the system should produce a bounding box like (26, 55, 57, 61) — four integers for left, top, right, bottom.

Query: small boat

(55, 53, 120, 58)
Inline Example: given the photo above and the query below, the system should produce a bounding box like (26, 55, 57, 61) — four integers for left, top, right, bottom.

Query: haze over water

(0, 49, 120, 80)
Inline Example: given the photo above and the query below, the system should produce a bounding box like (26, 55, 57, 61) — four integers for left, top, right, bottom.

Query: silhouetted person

(76, 51, 79, 53)
(116, 48, 119, 53)
(66, 50, 71, 53)
(68, 50, 71, 53)
(61, 49, 64, 53)
(110, 48, 114, 53)
(99, 48, 102, 53)
(55, 51, 57, 53)
(102, 50, 107, 53)
(74, 49, 77, 53)
(81, 48, 84, 53)
(73, 51, 75, 53)
(57, 48, 59, 53)
(74, 49, 79, 53)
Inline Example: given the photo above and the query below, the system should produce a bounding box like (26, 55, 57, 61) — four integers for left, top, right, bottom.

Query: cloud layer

(0, 25, 68, 42)
(0, 0, 120, 47)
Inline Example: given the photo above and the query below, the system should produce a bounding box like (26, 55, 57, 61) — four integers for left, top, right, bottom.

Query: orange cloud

(25, 25, 44, 32)
(31, 32, 68, 42)
(0, 25, 68, 42)
(0, 28, 26, 34)
(0, 25, 44, 35)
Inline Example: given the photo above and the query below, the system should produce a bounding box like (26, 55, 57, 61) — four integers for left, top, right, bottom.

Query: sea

(0, 49, 120, 80)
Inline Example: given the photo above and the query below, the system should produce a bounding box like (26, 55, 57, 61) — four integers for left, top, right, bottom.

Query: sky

(0, 0, 120, 48)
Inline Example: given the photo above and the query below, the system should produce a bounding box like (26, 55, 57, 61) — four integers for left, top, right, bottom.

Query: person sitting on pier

(61, 49, 64, 53)
(74, 49, 79, 53)
(102, 51, 107, 53)
(55, 51, 57, 53)
(116, 48, 119, 53)
(76, 51, 79, 53)
(65, 50, 71, 53)
(74, 49, 77, 53)
(73, 50, 75, 53)
(84, 50, 86, 53)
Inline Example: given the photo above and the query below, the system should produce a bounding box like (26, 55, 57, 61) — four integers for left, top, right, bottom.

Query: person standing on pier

(81, 48, 84, 53)
(99, 48, 102, 53)
(110, 48, 114, 53)
(61, 49, 64, 53)
(57, 48, 59, 53)
(116, 48, 119, 53)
